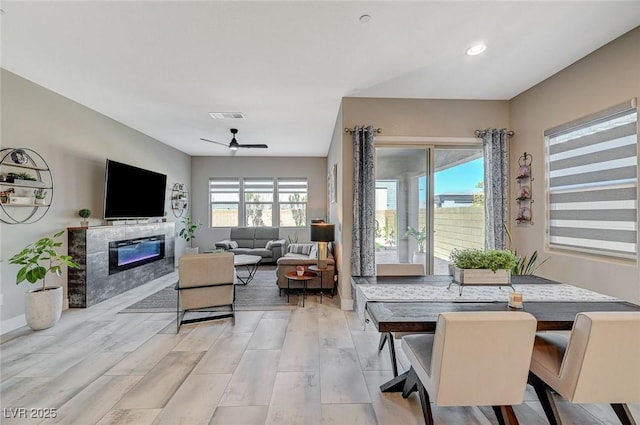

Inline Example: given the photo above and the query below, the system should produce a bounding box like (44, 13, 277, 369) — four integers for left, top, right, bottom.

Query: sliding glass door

(375, 145, 484, 274)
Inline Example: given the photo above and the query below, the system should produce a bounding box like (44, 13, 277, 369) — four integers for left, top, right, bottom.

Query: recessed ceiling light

(466, 43, 487, 56)
(208, 112, 245, 120)
(359, 14, 371, 24)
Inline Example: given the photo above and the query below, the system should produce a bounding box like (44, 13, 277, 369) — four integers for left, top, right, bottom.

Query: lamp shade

(310, 223, 335, 242)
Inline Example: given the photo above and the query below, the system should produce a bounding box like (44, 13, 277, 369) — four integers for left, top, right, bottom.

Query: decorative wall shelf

(171, 183, 189, 217)
(0, 148, 53, 224)
(515, 152, 533, 225)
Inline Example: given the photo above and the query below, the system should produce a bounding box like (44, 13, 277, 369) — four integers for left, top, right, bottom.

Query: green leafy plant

(9, 230, 80, 292)
(78, 208, 91, 219)
(33, 188, 47, 199)
(405, 226, 427, 252)
(503, 224, 549, 275)
(449, 248, 518, 272)
(13, 171, 36, 181)
(287, 232, 299, 244)
(179, 216, 202, 242)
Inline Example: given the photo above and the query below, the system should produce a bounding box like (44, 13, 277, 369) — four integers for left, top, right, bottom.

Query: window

(546, 99, 638, 259)
(244, 178, 274, 227)
(210, 178, 240, 227)
(278, 178, 308, 227)
(209, 177, 308, 227)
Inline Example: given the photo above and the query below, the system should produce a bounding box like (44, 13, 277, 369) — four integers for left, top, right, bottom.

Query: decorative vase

(80, 220, 89, 228)
(25, 286, 63, 330)
(35, 198, 45, 205)
(412, 251, 426, 265)
(185, 247, 199, 255)
(296, 270, 304, 277)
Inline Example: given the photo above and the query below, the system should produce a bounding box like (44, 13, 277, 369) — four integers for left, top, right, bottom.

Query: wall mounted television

(103, 159, 167, 220)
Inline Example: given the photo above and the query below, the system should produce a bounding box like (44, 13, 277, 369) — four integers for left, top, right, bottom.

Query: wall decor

(171, 183, 189, 217)
(328, 163, 337, 204)
(515, 152, 533, 225)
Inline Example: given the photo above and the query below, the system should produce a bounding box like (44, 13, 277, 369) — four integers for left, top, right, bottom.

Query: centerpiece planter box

(453, 267, 511, 285)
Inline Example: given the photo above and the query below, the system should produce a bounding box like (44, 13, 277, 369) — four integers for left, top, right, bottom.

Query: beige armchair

(529, 311, 640, 425)
(401, 311, 537, 425)
(175, 252, 235, 332)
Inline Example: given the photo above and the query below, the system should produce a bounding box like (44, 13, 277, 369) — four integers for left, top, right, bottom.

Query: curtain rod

(474, 129, 514, 137)
(344, 126, 383, 134)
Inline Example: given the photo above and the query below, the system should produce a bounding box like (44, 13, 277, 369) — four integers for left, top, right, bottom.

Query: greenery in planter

(179, 216, 202, 242)
(12, 171, 37, 181)
(78, 208, 91, 219)
(33, 188, 47, 199)
(9, 230, 80, 292)
(504, 225, 549, 275)
(449, 248, 518, 273)
(405, 226, 427, 252)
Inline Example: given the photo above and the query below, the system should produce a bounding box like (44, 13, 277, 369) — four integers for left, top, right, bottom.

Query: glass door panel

(375, 147, 429, 272)
(433, 147, 485, 274)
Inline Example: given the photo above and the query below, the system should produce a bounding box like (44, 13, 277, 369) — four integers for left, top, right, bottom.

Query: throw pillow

(287, 243, 313, 255)
(309, 243, 318, 258)
(265, 240, 273, 249)
(229, 241, 239, 249)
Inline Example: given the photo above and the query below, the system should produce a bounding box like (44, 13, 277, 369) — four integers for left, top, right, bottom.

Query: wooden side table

(308, 265, 335, 303)
(285, 271, 315, 307)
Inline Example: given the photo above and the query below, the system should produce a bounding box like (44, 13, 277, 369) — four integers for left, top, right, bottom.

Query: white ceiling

(2, 1, 639, 157)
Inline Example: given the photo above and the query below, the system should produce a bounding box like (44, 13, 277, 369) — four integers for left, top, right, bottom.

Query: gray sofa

(214, 227, 286, 263)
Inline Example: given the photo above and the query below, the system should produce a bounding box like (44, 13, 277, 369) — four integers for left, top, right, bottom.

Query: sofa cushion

(265, 240, 273, 249)
(230, 247, 250, 255)
(248, 248, 273, 258)
(229, 241, 239, 249)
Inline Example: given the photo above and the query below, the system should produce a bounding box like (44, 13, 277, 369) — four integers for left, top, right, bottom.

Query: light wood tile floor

(2, 273, 639, 425)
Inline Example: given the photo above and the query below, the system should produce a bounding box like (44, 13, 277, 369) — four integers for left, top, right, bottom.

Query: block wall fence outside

(434, 206, 484, 259)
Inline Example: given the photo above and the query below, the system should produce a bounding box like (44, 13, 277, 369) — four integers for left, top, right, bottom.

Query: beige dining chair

(401, 311, 537, 425)
(528, 311, 640, 425)
(376, 262, 426, 377)
(175, 252, 236, 332)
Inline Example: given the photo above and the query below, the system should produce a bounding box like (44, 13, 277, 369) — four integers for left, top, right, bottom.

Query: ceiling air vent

(208, 112, 245, 120)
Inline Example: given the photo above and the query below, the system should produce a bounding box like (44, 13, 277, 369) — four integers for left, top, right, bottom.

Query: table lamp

(311, 222, 335, 269)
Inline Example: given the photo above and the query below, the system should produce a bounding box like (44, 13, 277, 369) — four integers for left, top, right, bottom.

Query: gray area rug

(120, 266, 299, 313)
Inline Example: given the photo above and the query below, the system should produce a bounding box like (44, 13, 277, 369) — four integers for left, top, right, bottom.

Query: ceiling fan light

(229, 140, 239, 151)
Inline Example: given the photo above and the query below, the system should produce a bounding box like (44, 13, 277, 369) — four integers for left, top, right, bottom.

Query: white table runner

(355, 283, 619, 324)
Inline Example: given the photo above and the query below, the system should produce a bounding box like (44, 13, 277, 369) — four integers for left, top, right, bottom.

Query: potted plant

(449, 248, 518, 285)
(179, 216, 202, 254)
(405, 226, 427, 264)
(33, 188, 47, 205)
(9, 230, 80, 330)
(296, 265, 305, 277)
(78, 208, 91, 227)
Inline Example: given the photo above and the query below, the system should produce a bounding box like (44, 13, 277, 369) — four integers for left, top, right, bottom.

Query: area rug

(119, 266, 298, 313)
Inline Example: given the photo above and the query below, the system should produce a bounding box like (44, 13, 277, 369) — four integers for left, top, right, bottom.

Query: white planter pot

(25, 286, 63, 331)
(184, 247, 199, 255)
(453, 267, 511, 285)
(412, 251, 426, 265)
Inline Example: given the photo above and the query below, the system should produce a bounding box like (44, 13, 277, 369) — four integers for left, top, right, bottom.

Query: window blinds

(546, 99, 638, 259)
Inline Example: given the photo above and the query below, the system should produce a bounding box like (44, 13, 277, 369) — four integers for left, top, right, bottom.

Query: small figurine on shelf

(517, 186, 530, 200)
(516, 206, 531, 223)
(78, 208, 91, 227)
(0, 188, 15, 204)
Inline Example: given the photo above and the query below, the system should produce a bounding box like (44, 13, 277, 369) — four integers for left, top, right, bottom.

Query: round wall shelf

(0, 148, 53, 224)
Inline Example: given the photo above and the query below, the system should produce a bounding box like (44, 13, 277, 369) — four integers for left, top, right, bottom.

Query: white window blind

(546, 99, 638, 259)
(210, 178, 240, 227)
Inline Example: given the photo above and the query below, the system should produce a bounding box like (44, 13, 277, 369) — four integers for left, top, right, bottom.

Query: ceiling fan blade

(238, 144, 269, 149)
(200, 137, 228, 147)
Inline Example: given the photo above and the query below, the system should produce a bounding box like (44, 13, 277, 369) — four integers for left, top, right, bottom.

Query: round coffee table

(285, 271, 315, 307)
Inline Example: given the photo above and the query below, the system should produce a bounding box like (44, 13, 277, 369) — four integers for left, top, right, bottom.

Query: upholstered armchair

(401, 311, 537, 425)
(528, 311, 640, 425)
(175, 252, 235, 332)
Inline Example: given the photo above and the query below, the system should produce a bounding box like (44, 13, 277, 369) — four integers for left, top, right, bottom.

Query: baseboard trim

(340, 297, 354, 310)
(1, 314, 27, 335)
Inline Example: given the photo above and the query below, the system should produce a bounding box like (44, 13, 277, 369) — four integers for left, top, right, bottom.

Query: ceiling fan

(200, 128, 268, 151)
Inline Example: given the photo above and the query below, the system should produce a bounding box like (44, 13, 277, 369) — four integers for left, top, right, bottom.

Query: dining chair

(175, 252, 235, 332)
(376, 263, 426, 377)
(401, 311, 537, 425)
(528, 311, 640, 425)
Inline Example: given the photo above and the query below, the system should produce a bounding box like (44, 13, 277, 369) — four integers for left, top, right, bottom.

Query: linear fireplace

(109, 234, 165, 275)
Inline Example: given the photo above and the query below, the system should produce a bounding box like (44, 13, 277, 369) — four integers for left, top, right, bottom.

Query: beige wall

(509, 27, 640, 303)
(333, 98, 509, 303)
(190, 156, 328, 250)
(0, 70, 191, 329)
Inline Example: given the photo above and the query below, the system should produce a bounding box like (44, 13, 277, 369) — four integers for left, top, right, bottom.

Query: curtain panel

(351, 126, 376, 276)
(482, 128, 509, 250)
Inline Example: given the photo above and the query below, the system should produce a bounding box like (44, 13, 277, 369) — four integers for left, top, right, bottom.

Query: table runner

(355, 283, 619, 324)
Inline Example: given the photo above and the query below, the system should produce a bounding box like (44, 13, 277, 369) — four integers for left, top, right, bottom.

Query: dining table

(351, 274, 640, 392)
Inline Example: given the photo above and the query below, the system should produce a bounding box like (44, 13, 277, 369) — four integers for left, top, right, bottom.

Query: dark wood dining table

(352, 275, 640, 393)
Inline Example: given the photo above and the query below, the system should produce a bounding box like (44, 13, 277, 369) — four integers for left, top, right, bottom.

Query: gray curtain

(481, 128, 509, 250)
(352, 126, 376, 276)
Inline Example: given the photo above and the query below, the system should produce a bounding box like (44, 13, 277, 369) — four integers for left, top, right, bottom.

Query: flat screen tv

(103, 159, 167, 219)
